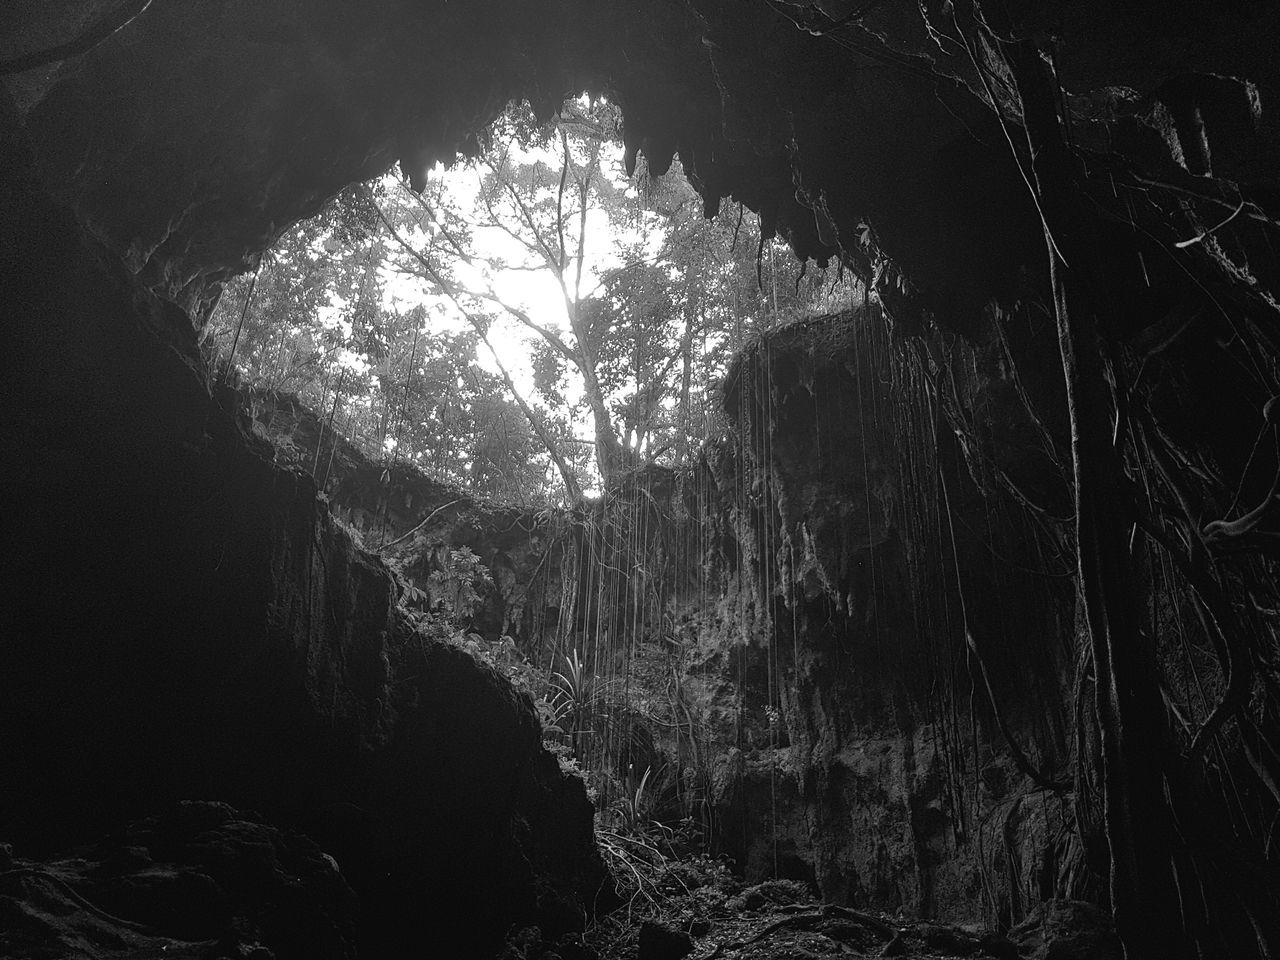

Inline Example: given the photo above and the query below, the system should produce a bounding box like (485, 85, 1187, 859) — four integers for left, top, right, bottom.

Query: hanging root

(1186, 642, 1254, 761)
(793, 259, 807, 296)
(1202, 434, 1280, 549)
(966, 629, 1071, 793)
(596, 828, 686, 920)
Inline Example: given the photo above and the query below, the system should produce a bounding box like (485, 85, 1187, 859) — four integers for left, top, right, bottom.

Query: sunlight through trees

(203, 95, 856, 502)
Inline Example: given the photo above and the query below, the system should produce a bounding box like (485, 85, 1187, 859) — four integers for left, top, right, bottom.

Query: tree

(373, 98, 634, 487)
(207, 97, 856, 504)
(202, 181, 565, 499)
(376, 96, 854, 490)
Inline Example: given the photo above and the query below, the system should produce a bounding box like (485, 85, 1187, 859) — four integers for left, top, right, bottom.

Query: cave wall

(0, 100, 606, 956)
(703, 311, 1081, 926)
(701, 285, 1280, 956)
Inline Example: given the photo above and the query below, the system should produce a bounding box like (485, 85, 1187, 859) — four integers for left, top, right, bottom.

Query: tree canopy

(203, 95, 854, 503)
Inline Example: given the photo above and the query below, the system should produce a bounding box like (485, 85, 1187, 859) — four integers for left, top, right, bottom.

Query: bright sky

(375, 131, 662, 430)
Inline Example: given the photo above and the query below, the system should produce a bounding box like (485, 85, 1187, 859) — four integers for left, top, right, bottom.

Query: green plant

(610, 763, 655, 832)
(548, 649, 610, 729)
(399, 581, 429, 609)
(424, 544, 491, 618)
(537, 690, 573, 736)
(549, 648, 591, 710)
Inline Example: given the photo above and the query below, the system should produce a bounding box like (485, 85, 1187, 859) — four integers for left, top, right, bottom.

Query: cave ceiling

(4, 0, 1274, 337)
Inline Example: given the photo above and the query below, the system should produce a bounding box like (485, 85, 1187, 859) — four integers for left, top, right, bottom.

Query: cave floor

(578, 870, 1022, 960)
(588, 904, 1018, 960)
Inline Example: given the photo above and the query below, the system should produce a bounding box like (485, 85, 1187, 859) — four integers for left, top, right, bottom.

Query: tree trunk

(581, 364, 628, 481)
(676, 306, 696, 466)
(481, 328, 583, 501)
(1010, 38, 1186, 960)
(567, 307, 629, 483)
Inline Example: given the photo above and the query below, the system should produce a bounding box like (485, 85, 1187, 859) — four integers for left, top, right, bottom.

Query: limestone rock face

(711, 314, 1077, 925)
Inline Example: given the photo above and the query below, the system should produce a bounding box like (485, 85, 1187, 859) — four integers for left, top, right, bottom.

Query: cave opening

(4, 3, 1280, 959)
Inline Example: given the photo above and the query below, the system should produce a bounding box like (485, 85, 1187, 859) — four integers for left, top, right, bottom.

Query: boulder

(0, 802, 357, 960)
(638, 920, 694, 960)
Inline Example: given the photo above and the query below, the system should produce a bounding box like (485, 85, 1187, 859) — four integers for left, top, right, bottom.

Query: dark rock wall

(0, 802, 362, 960)
(3, 0, 1055, 319)
(707, 312, 1079, 925)
(0, 102, 606, 956)
(6, 1, 1276, 328)
(703, 290, 1280, 957)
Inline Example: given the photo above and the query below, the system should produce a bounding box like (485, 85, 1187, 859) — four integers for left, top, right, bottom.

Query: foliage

(608, 763, 656, 833)
(423, 544, 491, 618)
(387, 532, 495, 619)
(454, 630, 523, 675)
(549, 648, 606, 718)
(203, 182, 568, 502)
(205, 92, 852, 501)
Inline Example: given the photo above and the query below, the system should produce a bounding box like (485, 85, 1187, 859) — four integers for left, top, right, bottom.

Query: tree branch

(368, 191, 581, 499)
